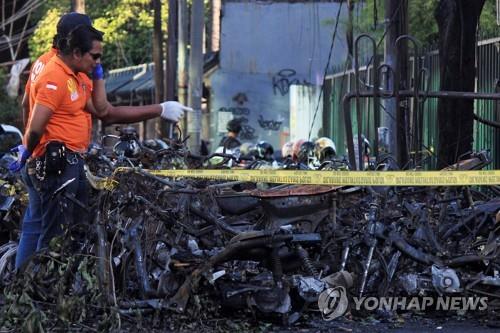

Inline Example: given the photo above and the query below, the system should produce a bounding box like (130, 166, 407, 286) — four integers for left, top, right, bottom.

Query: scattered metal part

(293, 276, 325, 302)
(399, 273, 433, 295)
(0, 119, 499, 329)
(431, 265, 461, 294)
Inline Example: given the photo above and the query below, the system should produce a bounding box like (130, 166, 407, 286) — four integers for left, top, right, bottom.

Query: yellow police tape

(99, 167, 500, 188)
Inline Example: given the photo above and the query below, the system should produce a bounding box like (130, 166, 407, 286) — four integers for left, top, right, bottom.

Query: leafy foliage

(28, 7, 63, 61)
(0, 232, 116, 332)
(479, 0, 499, 38)
(88, 0, 155, 68)
(28, 0, 161, 70)
(353, 0, 438, 46)
(354, 0, 497, 47)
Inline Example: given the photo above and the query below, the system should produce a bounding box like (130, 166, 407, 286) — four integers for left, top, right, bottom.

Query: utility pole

(210, 0, 221, 52)
(164, 0, 178, 138)
(187, 0, 204, 153)
(166, 0, 177, 101)
(149, 0, 164, 139)
(177, 0, 189, 130)
(384, 0, 408, 166)
(71, 0, 85, 13)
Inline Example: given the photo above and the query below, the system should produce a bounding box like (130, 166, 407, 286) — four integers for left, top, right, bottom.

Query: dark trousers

(15, 164, 42, 269)
(29, 154, 88, 250)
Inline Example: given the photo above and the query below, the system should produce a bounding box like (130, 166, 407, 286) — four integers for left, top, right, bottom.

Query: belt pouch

(45, 141, 67, 175)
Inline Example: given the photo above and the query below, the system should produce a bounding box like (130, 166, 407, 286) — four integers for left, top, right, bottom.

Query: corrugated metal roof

(105, 64, 146, 95)
(114, 63, 153, 98)
(105, 52, 219, 102)
(135, 79, 155, 96)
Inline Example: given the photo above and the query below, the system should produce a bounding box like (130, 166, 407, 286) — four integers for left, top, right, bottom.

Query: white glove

(160, 101, 193, 122)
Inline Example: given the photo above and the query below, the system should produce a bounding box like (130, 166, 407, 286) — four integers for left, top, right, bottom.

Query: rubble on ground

(0, 129, 499, 331)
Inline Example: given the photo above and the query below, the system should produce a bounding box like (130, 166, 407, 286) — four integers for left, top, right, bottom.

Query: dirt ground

(117, 310, 499, 333)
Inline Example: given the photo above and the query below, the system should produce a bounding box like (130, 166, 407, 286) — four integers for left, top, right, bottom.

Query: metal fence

(324, 37, 500, 169)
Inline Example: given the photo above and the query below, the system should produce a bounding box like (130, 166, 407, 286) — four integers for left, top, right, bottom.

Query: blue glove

(9, 145, 31, 173)
(92, 64, 104, 80)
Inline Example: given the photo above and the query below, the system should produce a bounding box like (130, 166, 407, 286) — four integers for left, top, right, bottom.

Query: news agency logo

(318, 288, 488, 321)
(317, 286, 349, 320)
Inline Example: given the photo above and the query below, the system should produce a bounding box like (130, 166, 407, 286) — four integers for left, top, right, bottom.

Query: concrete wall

(207, 0, 348, 153)
(290, 85, 323, 142)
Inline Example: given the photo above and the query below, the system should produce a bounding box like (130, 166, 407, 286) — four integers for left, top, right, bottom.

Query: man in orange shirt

(21, 13, 92, 128)
(22, 24, 191, 250)
(14, 13, 93, 269)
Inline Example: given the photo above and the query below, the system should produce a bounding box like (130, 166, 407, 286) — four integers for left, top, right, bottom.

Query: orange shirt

(27, 56, 93, 157)
(24, 48, 57, 116)
(24, 48, 93, 153)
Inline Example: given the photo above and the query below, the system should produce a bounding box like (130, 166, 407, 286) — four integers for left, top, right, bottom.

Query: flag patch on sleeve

(46, 81, 58, 90)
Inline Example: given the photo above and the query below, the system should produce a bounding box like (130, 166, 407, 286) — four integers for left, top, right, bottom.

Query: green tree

(478, 0, 499, 37)
(354, 0, 438, 45)
(355, 0, 497, 46)
(28, 7, 63, 61)
(88, 0, 156, 68)
(28, 0, 160, 69)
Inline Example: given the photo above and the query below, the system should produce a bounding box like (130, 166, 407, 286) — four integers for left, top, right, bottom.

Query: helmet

(292, 139, 306, 162)
(315, 137, 336, 162)
(226, 118, 242, 133)
(240, 142, 256, 157)
(297, 141, 316, 165)
(281, 141, 294, 159)
(255, 141, 274, 160)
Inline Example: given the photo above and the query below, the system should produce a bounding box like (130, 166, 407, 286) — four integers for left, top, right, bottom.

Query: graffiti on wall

(218, 112, 256, 140)
(218, 106, 250, 116)
(218, 92, 256, 139)
(238, 117, 257, 140)
(232, 92, 248, 105)
(258, 115, 282, 131)
(272, 69, 311, 96)
(218, 112, 257, 140)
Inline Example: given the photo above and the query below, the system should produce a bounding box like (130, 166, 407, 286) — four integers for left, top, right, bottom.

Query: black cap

(57, 12, 92, 38)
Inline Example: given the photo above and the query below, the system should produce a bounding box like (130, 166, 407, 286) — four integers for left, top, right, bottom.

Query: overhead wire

(307, 0, 344, 140)
(1, 0, 43, 27)
(0, 0, 44, 60)
(0, 27, 37, 52)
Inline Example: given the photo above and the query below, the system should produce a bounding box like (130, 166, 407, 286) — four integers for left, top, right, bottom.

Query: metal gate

(325, 37, 500, 169)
